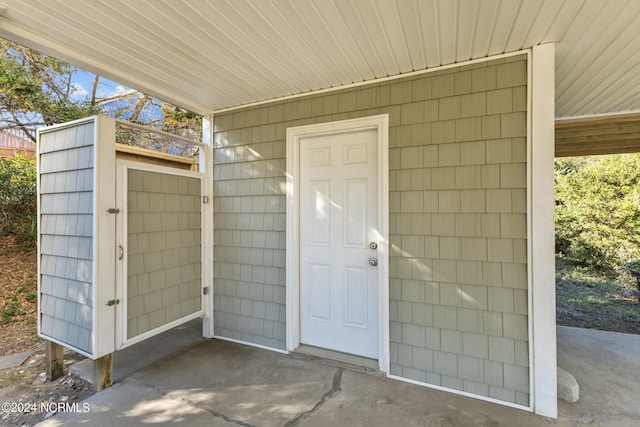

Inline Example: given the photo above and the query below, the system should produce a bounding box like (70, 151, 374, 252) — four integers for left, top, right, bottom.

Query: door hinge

(107, 208, 120, 214)
(106, 299, 120, 307)
(202, 196, 209, 204)
(203, 287, 209, 295)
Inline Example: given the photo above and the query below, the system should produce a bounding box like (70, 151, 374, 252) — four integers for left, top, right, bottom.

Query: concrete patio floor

(37, 322, 640, 426)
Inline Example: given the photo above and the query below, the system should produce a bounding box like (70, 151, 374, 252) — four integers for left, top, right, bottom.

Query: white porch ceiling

(1, 0, 639, 119)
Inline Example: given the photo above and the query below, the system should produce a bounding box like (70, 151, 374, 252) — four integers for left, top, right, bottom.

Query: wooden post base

(45, 341, 64, 381)
(95, 353, 113, 390)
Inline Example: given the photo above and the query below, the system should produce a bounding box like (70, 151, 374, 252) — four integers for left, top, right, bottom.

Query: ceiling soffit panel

(0, 0, 639, 119)
(555, 0, 640, 118)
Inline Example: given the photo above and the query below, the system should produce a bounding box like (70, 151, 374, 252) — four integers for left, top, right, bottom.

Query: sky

(67, 68, 168, 124)
(66, 68, 166, 124)
(68, 70, 131, 102)
(1, 38, 195, 147)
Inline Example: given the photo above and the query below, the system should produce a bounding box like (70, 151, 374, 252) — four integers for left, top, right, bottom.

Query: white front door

(299, 129, 379, 358)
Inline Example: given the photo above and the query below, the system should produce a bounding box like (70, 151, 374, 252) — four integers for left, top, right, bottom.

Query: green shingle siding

(213, 55, 529, 405)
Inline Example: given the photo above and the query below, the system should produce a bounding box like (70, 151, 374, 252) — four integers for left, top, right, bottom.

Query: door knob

(369, 257, 378, 266)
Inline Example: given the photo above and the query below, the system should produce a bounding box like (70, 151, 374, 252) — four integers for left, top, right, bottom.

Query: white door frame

(286, 114, 389, 372)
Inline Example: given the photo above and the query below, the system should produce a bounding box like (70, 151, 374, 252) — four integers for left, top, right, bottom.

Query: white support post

(201, 114, 215, 338)
(530, 43, 557, 418)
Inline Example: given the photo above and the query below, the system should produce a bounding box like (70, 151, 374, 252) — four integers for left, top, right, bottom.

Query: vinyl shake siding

(126, 169, 202, 338)
(212, 54, 529, 405)
(39, 122, 96, 353)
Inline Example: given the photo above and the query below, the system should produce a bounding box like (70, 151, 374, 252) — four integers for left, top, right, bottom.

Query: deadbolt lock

(369, 242, 378, 250)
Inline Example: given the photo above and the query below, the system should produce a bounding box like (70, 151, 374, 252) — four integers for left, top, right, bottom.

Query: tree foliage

(0, 38, 201, 145)
(0, 40, 100, 141)
(105, 92, 201, 155)
(0, 39, 202, 249)
(0, 155, 37, 249)
(555, 155, 640, 271)
(100, 90, 201, 142)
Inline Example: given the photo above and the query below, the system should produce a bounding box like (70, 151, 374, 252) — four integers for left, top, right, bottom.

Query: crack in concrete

(197, 408, 258, 427)
(129, 377, 257, 427)
(196, 407, 257, 427)
(284, 367, 344, 427)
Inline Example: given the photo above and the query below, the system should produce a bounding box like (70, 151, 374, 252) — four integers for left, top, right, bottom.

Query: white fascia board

(555, 109, 640, 123)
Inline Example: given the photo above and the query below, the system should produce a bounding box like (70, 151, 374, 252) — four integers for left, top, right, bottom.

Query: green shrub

(1, 296, 24, 324)
(0, 155, 37, 250)
(555, 155, 640, 271)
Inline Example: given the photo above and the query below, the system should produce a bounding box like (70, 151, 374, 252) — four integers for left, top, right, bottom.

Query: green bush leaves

(555, 155, 640, 271)
(0, 155, 36, 250)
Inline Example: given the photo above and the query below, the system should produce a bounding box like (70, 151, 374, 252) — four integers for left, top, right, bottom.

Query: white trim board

(94, 115, 117, 359)
(285, 114, 390, 373)
(387, 374, 533, 413)
(201, 115, 215, 338)
(555, 109, 640, 124)
(530, 43, 558, 418)
(212, 335, 289, 355)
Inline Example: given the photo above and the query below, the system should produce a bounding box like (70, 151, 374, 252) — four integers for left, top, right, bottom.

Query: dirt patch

(0, 348, 95, 426)
(1, 234, 96, 426)
(556, 256, 640, 334)
(0, 234, 41, 357)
